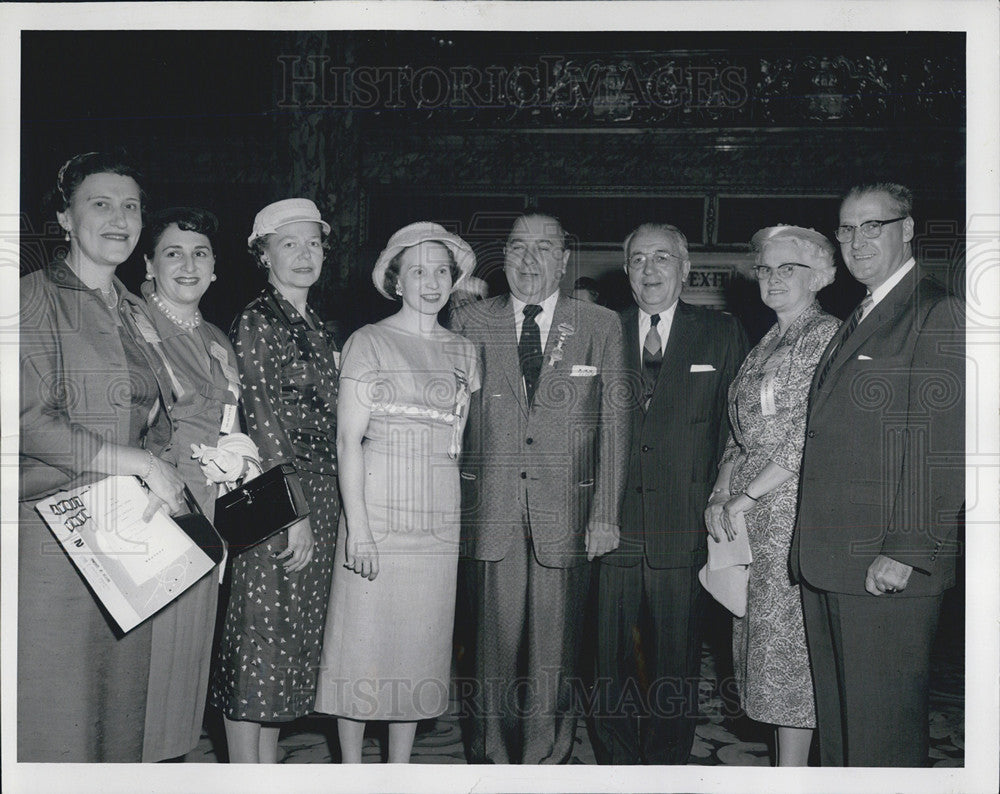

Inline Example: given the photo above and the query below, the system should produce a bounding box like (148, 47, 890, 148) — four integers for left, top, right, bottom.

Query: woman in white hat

(704, 225, 840, 766)
(210, 198, 341, 763)
(315, 222, 480, 763)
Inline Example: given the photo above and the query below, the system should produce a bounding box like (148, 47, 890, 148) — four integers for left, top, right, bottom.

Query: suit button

(807, 430, 816, 438)
(641, 444, 650, 452)
(526, 437, 533, 445)
(520, 472, 527, 479)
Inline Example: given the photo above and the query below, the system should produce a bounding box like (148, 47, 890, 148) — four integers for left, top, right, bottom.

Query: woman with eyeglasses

(704, 225, 840, 766)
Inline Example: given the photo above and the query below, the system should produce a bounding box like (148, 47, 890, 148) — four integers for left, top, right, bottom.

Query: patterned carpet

(188, 590, 964, 767)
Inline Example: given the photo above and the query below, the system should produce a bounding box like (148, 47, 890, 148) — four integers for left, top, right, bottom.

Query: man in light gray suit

(452, 212, 630, 764)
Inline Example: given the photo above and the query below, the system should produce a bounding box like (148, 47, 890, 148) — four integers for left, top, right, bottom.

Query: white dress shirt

(637, 301, 679, 361)
(862, 257, 916, 322)
(511, 290, 561, 350)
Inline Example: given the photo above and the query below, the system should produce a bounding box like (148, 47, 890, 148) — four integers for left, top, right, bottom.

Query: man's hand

(865, 554, 913, 596)
(586, 521, 620, 561)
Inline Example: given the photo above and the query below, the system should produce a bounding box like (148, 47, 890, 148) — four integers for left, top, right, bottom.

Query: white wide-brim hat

(372, 222, 476, 300)
(248, 198, 331, 246)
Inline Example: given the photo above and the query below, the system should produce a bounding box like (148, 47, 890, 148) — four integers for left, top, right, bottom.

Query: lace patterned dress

(721, 301, 838, 728)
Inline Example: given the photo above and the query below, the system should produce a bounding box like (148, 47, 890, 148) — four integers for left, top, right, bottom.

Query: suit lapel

(648, 301, 695, 412)
(531, 295, 572, 405)
(490, 295, 529, 417)
(811, 268, 918, 412)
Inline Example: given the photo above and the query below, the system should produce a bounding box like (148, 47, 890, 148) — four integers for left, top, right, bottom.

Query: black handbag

(213, 463, 310, 554)
(175, 485, 227, 565)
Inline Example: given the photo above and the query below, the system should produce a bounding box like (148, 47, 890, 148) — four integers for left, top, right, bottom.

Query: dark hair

(52, 150, 146, 213)
(843, 182, 914, 217)
(512, 208, 568, 248)
(383, 242, 460, 299)
(142, 207, 219, 259)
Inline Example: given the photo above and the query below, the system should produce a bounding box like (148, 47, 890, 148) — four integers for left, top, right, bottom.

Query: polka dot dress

(210, 285, 340, 722)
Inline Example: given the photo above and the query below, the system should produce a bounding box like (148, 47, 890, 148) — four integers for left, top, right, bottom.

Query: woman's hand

(719, 493, 757, 541)
(141, 455, 186, 521)
(344, 523, 379, 581)
(275, 516, 314, 573)
(704, 491, 730, 543)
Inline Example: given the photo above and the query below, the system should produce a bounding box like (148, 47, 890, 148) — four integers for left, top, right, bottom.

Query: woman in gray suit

(705, 225, 839, 766)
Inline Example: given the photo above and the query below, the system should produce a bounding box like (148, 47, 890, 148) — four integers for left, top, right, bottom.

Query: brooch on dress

(547, 323, 575, 366)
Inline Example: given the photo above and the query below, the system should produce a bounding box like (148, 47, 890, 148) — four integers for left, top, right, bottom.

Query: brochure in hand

(34, 475, 225, 633)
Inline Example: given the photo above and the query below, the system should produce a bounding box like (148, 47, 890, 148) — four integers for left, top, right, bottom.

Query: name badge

(210, 342, 241, 394)
(220, 403, 238, 436)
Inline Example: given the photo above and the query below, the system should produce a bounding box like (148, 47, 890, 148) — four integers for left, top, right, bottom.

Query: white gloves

(190, 432, 261, 485)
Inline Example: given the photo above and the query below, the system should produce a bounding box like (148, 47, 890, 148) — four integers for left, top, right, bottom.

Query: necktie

(815, 294, 873, 389)
(642, 313, 662, 407)
(519, 304, 543, 405)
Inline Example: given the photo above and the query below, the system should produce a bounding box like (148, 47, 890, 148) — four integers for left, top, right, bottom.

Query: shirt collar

(869, 257, 916, 307)
(265, 282, 312, 327)
(510, 289, 560, 319)
(638, 300, 679, 327)
(46, 259, 133, 306)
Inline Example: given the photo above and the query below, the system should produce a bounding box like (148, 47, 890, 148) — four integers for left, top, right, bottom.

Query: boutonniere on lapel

(449, 367, 471, 459)
(547, 323, 575, 367)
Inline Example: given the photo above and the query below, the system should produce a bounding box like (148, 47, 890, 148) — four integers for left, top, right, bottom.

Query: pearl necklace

(150, 291, 202, 330)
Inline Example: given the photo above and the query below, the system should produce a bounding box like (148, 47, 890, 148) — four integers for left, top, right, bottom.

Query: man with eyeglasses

(591, 223, 747, 765)
(792, 183, 964, 766)
(452, 211, 629, 764)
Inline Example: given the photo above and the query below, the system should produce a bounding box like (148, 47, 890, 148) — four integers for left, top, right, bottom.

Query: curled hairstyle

(51, 150, 146, 214)
(383, 243, 460, 299)
(747, 226, 837, 291)
(142, 207, 219, 259)
(623, 223, 690, 262)
(843, 182, 913, 217)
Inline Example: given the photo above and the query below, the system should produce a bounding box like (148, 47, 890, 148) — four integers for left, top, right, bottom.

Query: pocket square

(690, 364, 716, 372)
(570, 365, 597, 377)
(857, 354, 873, 360)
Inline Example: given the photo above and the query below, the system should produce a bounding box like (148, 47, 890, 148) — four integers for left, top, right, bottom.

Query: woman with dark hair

(209, 198, 340, 763)
(19, 151, 186, 761)
(315, 222, 479, 764)
(704, 225, 840, 766)
(139, 207, 258, 761)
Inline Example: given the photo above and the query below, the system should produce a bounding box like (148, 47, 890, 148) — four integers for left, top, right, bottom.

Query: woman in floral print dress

(705, 225, 840, 766)
(210, 199, 339, 763)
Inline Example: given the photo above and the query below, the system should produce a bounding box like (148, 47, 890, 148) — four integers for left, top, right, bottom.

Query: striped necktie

(642, 313, 662, 407)
(815, 294, 873, 389)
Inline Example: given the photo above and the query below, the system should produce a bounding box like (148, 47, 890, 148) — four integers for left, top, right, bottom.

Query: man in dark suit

(793, 183, 964, 766)
(591, 223, 748, 764)
(452, 212, 630, 764)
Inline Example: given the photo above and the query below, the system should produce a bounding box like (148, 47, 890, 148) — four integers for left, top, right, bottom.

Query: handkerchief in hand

(698, 512, 752, 617)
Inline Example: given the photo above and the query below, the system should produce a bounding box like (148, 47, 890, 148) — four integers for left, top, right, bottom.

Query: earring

(145, 272, 154, 280)
(210, 274, 217, 282)
(395, 286, 403, 296)
(64, 230, 70, 241)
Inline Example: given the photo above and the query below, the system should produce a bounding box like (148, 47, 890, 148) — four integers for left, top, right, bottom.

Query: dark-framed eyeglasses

(626, 250, 682, 270)
(834, 216, 907, 243)
(751, 262, 811, 281)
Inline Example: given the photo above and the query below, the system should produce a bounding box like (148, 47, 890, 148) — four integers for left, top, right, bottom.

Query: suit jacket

(452, 293, 630, 568)
(602, 301, 748, 569)
(792, 268, 964, 596)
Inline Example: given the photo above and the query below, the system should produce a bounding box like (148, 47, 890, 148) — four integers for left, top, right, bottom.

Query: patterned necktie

(519, 304, 543, 405)
(642, 313, 662, 407)
(815, 294, 873, 389)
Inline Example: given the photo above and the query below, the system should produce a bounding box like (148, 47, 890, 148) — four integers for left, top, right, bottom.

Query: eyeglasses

(834, 216, 906, 243)
(751, 262, 811, 281)
(626, 251, 682, 270)
(506, 240, 563, 257)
